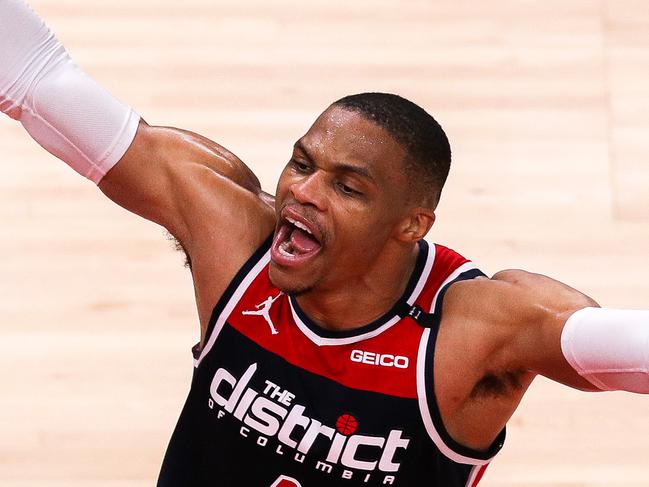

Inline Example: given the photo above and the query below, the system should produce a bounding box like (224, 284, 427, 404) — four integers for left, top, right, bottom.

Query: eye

(336, 181, 361, 197)
(290, 159, 311, 173)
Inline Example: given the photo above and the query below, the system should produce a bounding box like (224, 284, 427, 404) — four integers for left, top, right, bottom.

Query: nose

(289, 172, 327, 211)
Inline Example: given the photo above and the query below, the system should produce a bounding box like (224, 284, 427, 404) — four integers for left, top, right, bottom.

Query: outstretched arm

(0, 0, 276, 339)
(0, 0, 274, 249)
(453, 270, 649, 394)
(97, 121, 274, 244)
(434, 271, 649, 451)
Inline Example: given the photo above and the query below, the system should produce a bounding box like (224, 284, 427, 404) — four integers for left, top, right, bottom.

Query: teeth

(279, 240, 295, 258)
(286, 217, 313, 235)
(279, 247, 293, 257)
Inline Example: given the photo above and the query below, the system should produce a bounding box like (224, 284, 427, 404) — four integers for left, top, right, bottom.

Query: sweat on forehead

(296, 108, 408, 183)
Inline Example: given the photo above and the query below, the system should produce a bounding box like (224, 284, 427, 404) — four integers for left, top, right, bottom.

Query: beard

(273, 280, 314, 297)
(284, 286, 314, 297)
(268, 265, 317, 297)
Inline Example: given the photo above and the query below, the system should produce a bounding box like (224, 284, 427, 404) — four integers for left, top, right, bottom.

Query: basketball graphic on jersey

(270, 475, 302, 487)
(336, 413, 358, 436)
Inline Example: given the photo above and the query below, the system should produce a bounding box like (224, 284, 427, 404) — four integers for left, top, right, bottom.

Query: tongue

(290, 228, 320, 253)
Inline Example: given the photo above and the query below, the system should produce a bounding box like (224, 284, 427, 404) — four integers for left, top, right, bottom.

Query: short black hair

(332, 92, 451, 208)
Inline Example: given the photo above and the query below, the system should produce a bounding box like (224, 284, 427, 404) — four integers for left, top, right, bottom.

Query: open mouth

(270, 213, 323, 267)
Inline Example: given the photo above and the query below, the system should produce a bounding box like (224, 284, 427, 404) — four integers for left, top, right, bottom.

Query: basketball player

(2, 1, 648, 485)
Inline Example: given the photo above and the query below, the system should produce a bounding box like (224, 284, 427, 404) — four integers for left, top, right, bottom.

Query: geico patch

(349, 350, 409, 369)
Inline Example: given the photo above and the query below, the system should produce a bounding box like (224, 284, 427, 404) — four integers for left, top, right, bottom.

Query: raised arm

(1, 0, 275, 241)
(97, 121, 274, 247)
(1, 0, 276, 337)
(435, 269, 649, 450)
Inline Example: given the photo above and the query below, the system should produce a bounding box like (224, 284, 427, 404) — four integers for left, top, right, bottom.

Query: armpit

(471, 369, 529, 399)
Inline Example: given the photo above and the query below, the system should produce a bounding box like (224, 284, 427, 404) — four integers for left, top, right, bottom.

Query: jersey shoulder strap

(413, 243, 506, 467)
(397, 243, 486, 328)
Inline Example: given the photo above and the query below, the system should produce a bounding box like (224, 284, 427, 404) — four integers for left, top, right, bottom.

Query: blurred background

(1, 0, 648, 485)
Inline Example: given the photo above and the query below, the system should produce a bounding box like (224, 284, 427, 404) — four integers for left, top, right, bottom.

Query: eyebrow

(293, 140, 377, 184)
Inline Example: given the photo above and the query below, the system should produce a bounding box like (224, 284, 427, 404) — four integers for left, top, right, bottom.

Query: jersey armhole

(416, 269, 507, 466)
(192, 233, 273, 364)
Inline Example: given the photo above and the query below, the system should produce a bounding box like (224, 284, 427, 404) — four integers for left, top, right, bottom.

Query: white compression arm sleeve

(561, 307, 649, 393)
(0, 0, 139, 183)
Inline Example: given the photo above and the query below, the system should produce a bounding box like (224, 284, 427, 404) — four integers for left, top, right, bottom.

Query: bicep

(98, 121, 267, 243)
(490, 270, 601, 391)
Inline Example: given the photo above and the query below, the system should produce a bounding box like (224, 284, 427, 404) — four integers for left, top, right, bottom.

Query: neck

(294, 242, 421, 331)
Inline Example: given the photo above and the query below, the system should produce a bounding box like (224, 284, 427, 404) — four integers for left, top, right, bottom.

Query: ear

(395, 208, 436, 243)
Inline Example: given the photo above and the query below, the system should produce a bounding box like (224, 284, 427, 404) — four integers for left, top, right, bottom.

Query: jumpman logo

(242, 292, 283, 335)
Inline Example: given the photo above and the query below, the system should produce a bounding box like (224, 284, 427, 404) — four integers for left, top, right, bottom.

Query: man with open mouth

(2, 1, 649, 486)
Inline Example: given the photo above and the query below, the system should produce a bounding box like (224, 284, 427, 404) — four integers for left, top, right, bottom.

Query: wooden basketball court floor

(1, 0, 649, 485)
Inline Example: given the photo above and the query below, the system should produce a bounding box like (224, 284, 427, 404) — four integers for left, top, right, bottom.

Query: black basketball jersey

(157, 237, 505, 487)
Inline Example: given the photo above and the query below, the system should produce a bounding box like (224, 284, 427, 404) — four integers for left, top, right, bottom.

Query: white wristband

(0, 0, 139, 183)
(561, 307, 649, 393)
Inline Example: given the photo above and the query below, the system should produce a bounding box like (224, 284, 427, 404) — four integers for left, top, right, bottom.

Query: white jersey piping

(430, 261, 478, 311)
(194, 250, 272, 367)
(289, 240, 436, 347)
(416, 327, 494, 465)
